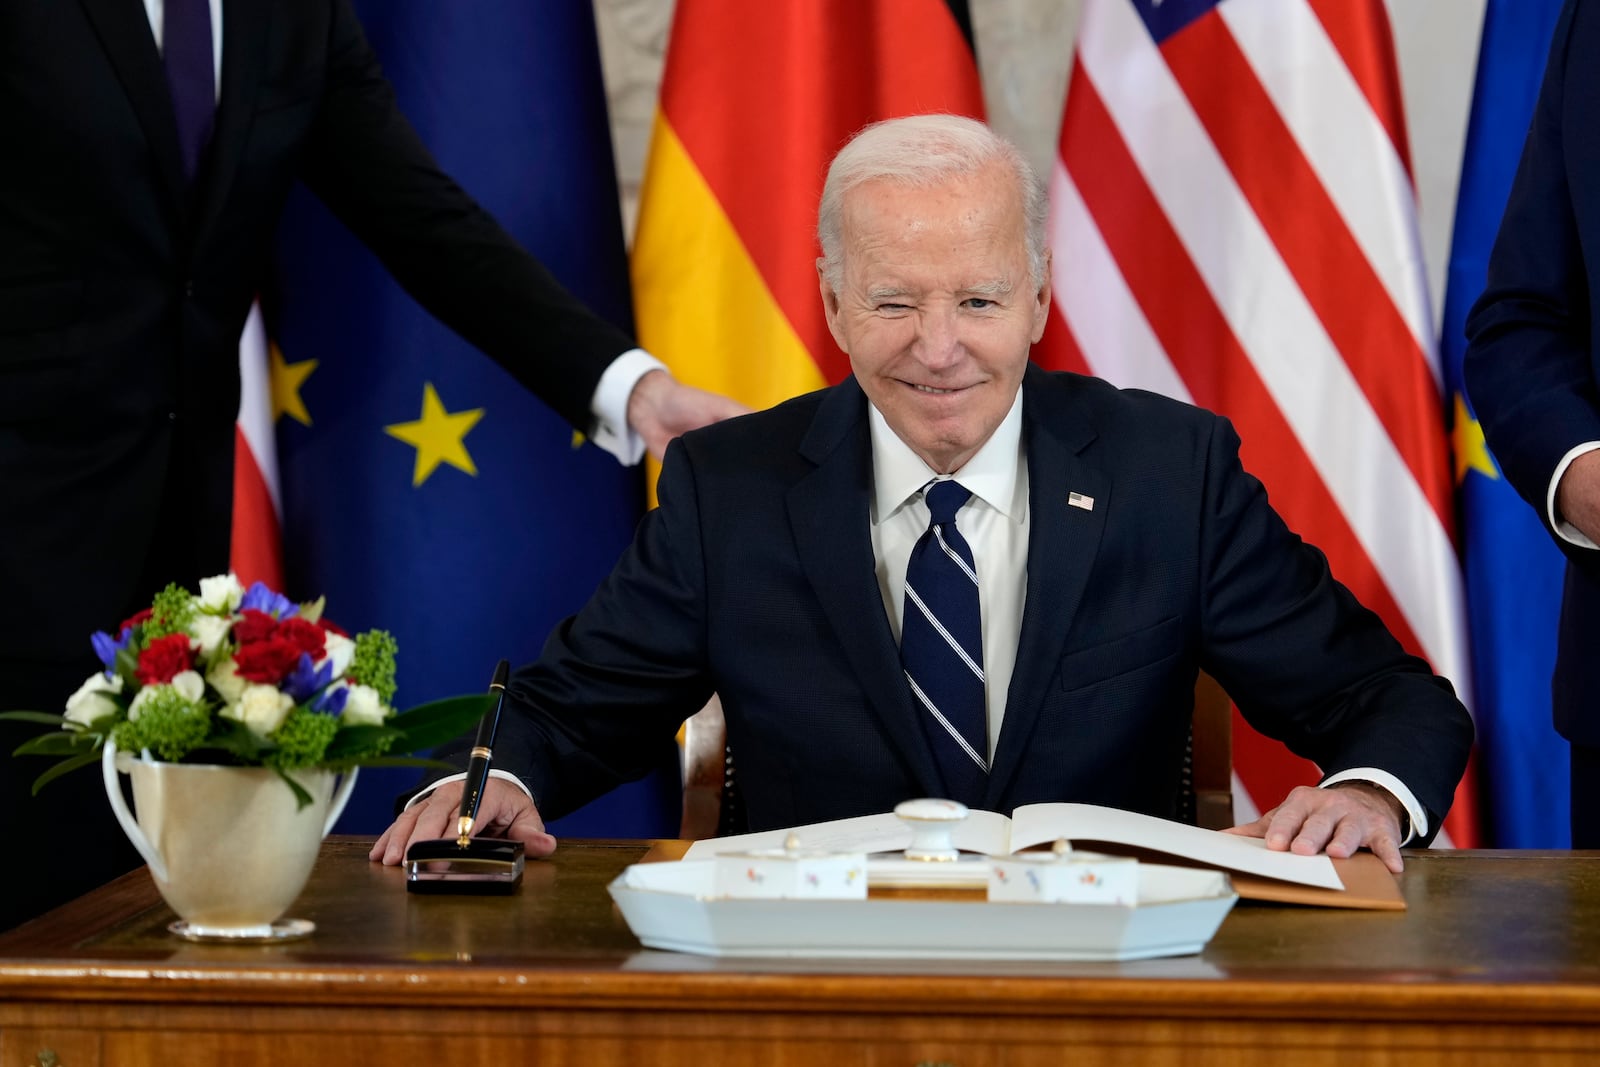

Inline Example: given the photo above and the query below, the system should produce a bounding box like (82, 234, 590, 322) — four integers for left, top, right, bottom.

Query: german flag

(632, 0, 985, 467)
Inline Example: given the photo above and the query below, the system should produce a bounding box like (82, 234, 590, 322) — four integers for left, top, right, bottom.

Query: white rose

(197, 574, 244, 612)
(224, 684, 294, 737)
(188, 614, 233, 656)
(340, 683, 390, 727)
(64, 672, 123, 727)
(170, 669, 205, 703)
(320, 632, 355, 681)
(207, 658, 248, 704)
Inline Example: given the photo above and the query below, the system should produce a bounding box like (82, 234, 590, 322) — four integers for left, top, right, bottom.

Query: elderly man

(376, 115, 1472, 873)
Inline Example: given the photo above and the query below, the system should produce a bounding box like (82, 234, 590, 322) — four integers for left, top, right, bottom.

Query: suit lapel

(78, 0, 188, 222)
(986, 368, 1109, 805)
(787, 380, 946, 798)
(194, 0, 272, 246)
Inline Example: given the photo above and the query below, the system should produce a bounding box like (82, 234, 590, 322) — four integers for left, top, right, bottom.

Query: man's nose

(913, 306, 963, 367)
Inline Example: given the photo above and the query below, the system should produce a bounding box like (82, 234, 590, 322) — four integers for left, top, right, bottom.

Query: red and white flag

(1036, 0, 1479, 846)
(230, 302, 284, 592)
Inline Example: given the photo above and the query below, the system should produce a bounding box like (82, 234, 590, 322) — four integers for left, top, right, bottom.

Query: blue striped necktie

(900, 479, 988, 805)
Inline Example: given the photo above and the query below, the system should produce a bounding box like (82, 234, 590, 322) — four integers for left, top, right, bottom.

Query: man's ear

(1030, 249, 1053, 344)
(818, 258, 849, 353)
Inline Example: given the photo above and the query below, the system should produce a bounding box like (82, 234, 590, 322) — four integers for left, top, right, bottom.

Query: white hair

(817, 113, 1048, 292)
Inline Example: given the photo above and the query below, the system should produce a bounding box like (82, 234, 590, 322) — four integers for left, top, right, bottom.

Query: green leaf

(344, 755, 461, 771)
(320, 723, 403, 760)
(274, 766, 314, 810)
(13, 732, 99, 757)
(30, 750, 104, 795)
(386, 693, 493, 754)
(0, 711, 71, 726)
(114, 646, 141, 686)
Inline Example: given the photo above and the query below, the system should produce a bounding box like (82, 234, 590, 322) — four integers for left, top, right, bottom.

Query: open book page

(683, 808, 1015, 859)
(1009, 803, 1343, 891)
(681, 803, 1341, 892)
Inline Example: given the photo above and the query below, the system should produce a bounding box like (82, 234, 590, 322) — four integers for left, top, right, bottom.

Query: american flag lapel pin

(1068, 492, 1095, 511)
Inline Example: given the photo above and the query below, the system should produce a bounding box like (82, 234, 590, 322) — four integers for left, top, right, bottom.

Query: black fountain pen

(456, 658, 510, 848)
(404, 658, 524, 893)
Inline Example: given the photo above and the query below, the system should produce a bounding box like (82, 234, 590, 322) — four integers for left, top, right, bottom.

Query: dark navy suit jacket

(493, 367, 1471, 841)
(1465, 0, 1600, 746)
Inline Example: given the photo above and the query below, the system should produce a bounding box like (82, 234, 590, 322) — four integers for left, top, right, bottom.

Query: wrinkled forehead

(836, 178, 1029, 283)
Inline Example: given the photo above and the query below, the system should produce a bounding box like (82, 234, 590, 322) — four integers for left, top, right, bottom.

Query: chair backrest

(1187, 670, 1235, 831)
(676, 674, 1236, 840)
(677, 694, 736, 841)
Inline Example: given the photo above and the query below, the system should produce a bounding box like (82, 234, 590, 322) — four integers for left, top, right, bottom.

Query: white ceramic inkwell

(712, 831, 868, 900)
(986, 838, 1138, 905)
(893, 797, 973, 861)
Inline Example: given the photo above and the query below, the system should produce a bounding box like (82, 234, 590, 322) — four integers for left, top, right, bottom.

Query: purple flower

(240, 582, 298, 620)
(313, 684, 350, 716)
(282, 652, 332, 704)
(90, 627, 133, 675)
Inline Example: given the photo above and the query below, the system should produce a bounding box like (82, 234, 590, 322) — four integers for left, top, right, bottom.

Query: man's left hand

(1223, 781, 1407, 873)
(627, 369, 749, 461)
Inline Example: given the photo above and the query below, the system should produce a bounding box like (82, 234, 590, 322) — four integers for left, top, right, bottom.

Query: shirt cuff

(401, 768, 532, 810)
(1320, 768, 1426, 846)
(1548, 442, 1600, 548)
(588, 348, 669, 466)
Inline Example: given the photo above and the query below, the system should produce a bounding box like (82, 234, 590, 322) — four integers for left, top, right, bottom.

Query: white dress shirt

(141, 0, 659, 465)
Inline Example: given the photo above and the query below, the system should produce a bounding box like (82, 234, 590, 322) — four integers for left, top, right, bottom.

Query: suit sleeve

(469, 437, 717, 818)
(291, 0, 631, 433)
(1194, 418, 1474, 842)
(1463, 0, 1600, 571)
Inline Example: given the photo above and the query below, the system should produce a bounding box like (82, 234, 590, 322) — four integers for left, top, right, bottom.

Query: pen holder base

(405, 837, 525, 894)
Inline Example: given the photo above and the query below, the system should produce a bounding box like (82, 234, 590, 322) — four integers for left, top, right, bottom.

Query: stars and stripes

(1037, 0, 1479, 845)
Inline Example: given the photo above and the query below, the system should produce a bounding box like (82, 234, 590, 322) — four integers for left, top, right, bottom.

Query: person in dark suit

(1464, 0, 1600, 848)
(0, 0, 741, 930)
(376, 115, 1473, 873)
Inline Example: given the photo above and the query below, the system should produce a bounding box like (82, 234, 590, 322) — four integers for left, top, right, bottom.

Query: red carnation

(317, 617, 349, 638)
(276, 617, 327, 657)
(119, 607, 153, 635)
(232, 609, 279, 646)
(135, 633, 194, 686)
(232, 638, 301, 685)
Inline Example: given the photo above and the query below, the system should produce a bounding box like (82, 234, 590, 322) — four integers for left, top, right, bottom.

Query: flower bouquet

(0, 574, 489, 808)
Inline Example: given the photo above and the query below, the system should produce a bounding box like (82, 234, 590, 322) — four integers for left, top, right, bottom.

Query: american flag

(1036, 0, 1478, 846)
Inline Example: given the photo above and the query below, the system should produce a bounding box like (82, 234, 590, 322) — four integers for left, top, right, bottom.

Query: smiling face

(819, 161, 1050, 474)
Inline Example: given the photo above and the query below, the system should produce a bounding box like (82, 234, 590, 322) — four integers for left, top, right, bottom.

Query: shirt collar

(869, 388, 1026, 525)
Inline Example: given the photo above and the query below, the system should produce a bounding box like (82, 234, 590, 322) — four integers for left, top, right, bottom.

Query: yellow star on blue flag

(1452, 393, 1498, 484)
(270, 342, 317, 427)
(385, 383, 484, 487)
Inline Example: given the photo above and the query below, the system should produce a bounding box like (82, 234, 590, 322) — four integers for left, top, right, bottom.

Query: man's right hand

(369, 778, 557, 866)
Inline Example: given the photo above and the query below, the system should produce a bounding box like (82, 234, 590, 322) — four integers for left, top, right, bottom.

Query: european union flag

(1442, 0, 1569, 847)
(267, 2, 679, 838)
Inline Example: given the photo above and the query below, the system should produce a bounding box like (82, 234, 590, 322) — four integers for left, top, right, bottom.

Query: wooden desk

(0, 842, 1597, 1066)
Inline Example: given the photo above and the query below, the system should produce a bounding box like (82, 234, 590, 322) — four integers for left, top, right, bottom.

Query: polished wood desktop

(0, 840, 1597, 1065)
